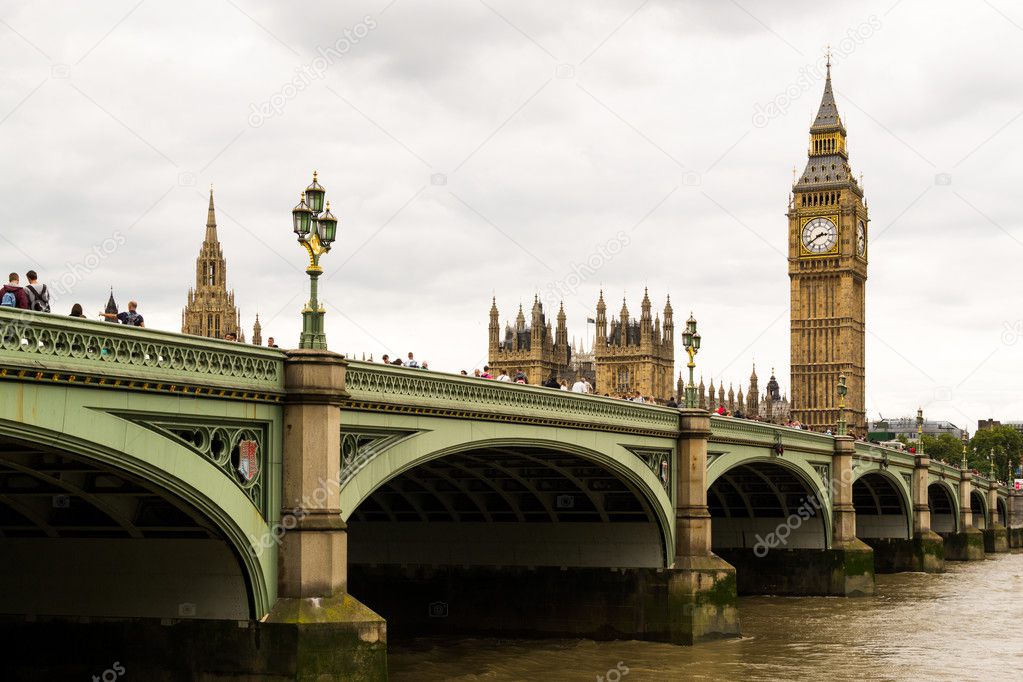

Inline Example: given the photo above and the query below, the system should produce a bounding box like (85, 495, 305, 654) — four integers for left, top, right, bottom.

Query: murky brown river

(389, 553, 1023, 681)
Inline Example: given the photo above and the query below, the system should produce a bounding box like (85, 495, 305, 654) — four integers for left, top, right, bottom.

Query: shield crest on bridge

(237, 440, 259, 482)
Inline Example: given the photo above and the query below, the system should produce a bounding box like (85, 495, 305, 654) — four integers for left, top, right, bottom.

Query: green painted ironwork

(0, 388, 281, 617)
(343, 361, 680, 434)
(709, 415, 834, 456)
(126, 416, 271, 518)
(0, 308, 284, 394)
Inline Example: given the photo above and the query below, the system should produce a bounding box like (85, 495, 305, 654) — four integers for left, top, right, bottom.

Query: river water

(389, 553, 1023, 681)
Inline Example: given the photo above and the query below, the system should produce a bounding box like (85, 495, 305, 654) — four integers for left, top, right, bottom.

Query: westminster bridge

(1, 308, 1020, 680)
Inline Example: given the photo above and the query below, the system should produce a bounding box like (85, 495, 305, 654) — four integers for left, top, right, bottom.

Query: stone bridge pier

(1009, 490, 1023, 548)
(944, 470, 985, 561)
(982, 484, 1009, 553)
(910, 455, 948, 571)
(669, 409, 740, 643)
(268, 349, 387, 680)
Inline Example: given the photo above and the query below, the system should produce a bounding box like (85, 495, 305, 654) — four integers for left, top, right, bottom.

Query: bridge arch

(997, 496, 1008, 526)
(927, 480, 959, 534)
(0, 416, 274, 620)
(707, 456, 831, 551)
(970, 489, 989, 529)
(342, 435, 675, 568)
(852, 469, 911, 540)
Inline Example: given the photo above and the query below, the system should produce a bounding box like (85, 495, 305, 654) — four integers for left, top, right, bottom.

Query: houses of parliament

(487, 60, 866, 433)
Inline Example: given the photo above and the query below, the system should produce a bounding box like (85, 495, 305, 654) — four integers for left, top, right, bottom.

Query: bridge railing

(709, 416, 835, 455)
(854, 441, 917, 470)
(342, 361, 681, 434)
(0, 308, 285, 396)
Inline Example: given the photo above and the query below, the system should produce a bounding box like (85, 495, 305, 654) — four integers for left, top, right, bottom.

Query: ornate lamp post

(680, 313, 701, 409)
(989, 448, 996, 479)
(916, 407, 924, 456)
(961, 433, 969, 470)
(291, 171, 338, 350)
(836, 373, 847, 436)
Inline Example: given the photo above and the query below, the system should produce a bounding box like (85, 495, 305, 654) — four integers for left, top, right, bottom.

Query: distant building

(758, 368, 791, 424)
(182, 189, 244, 341)
(594, 289, 674, 401)
(488, 296, 571, 385)
(690, 365, 791, 423)
(871, 417, 965, 440)
(978, 419, 1023, 434)
(569, 337, 596, 389)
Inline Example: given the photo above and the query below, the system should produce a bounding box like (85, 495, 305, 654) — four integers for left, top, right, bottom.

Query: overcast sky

(1, 0, 1021, 431)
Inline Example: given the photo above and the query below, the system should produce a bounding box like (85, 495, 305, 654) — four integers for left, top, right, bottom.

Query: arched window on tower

(208, 264, 216, 286)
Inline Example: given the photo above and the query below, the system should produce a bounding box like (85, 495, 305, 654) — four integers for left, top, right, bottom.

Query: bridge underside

(851, 472, 918, 573)
(349, 445, 664, 568)
(0, 436, 252, 620)
(347, 444, 672, 640)
(971, 491, 987, 530)
(929, 483, 958, 534)
(707, 461, 871, 596)
(853, 473, 910, 540)
(709, 461, 827, 551)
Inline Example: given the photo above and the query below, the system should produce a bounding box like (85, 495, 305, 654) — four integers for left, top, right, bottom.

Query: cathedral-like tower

(182, 189, 244, 340)
(252, 314, 263, 346)
(788, 59, 868, 434)
(488, 296, 571, 384)
(746, 364, 760, 416)
(594, 289, 674, 400)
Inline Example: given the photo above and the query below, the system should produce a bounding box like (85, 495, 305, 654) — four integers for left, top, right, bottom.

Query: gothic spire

(205, 185, 218, 242)
(812, 51, 841, 131)
(252, 314, 263, 346)
(104, 288, 118, 316)
(489, 296, 499, 326)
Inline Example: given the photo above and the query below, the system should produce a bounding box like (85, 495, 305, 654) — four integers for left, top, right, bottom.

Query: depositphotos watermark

(597, 661, 630, 682)
(751, 494, 824, 557)
(248, 16, 378, 127)
(752, 16, 882, 128)
(1002, 320, 1022, 346)
(91, 661, 126, 682)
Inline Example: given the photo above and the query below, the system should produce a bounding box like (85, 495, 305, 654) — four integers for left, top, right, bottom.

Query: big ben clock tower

(788, 58, 867, 434)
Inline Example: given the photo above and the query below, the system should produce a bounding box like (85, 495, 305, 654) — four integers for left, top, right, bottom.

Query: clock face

(856, 220, 866, 256)
(801, 217, 838, 254)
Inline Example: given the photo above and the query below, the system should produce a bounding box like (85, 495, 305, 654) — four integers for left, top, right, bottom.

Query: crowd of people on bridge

(1, 270, 289, 347)
(367, 353, 880, 438)
(3, 269, 148, 328)
(380, 352, 429, 370)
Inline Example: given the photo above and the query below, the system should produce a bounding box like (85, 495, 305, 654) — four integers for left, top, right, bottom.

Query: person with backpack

(116, 300, 145, 327)
(1, 273, 29, 309)
(24, 270, 50, 313)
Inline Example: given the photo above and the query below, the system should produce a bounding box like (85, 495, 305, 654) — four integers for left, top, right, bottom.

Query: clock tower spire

(788, 61, 868, 435)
